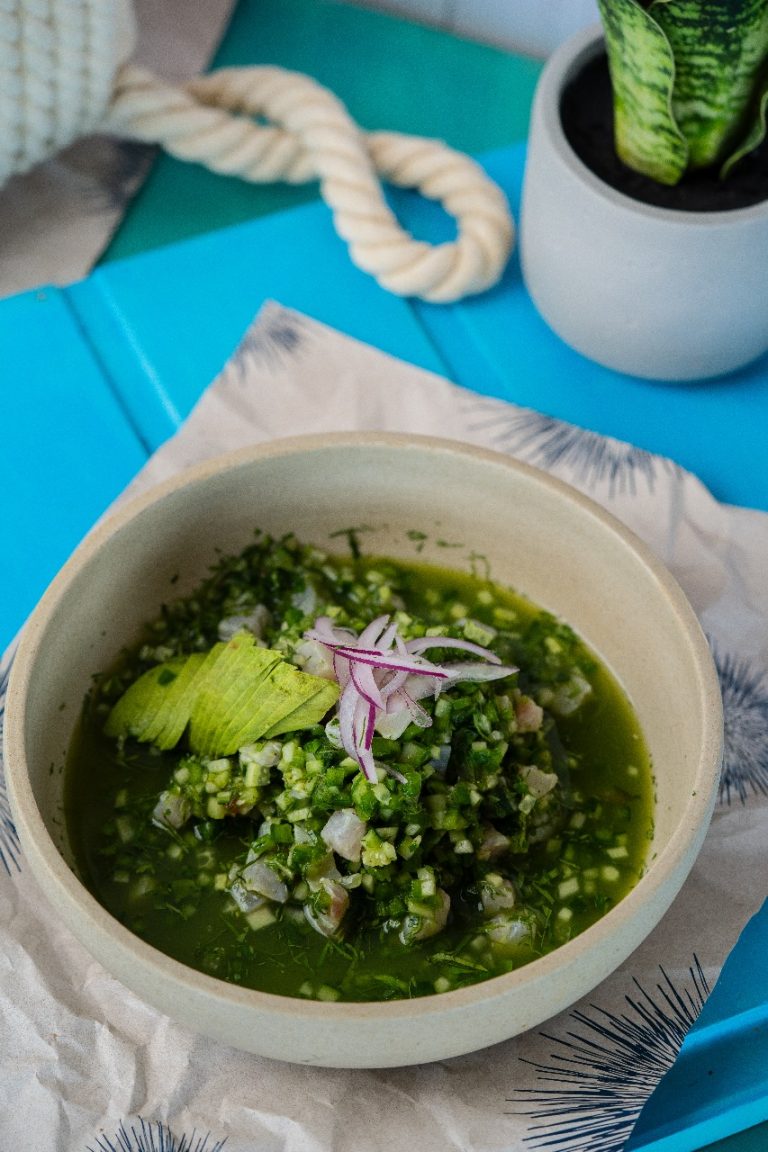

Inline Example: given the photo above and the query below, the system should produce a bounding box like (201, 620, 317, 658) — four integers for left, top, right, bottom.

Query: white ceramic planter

(520, 26, 768, 382)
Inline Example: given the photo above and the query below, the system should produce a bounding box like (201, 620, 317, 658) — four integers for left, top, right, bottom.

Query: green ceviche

(66, 532, 653, 1002)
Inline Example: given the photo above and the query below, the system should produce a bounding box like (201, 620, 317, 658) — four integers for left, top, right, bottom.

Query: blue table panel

(629, 898, 768, 1151)
(0, 289, 147, 652)
(68, 198, 449, 451)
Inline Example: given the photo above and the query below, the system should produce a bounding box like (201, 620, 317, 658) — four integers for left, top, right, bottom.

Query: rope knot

(106, 63, 515, 302)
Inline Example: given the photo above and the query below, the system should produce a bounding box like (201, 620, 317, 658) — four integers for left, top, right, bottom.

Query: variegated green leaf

(597, 0, 689, 184)
(721, 82, 768, 177)
(651, 0, 768, 169)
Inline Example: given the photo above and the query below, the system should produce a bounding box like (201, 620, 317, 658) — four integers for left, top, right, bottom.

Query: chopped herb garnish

(65, 533, 653, 1003)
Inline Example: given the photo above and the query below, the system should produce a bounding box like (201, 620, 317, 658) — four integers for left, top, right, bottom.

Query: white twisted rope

(105, 64, 514, 302)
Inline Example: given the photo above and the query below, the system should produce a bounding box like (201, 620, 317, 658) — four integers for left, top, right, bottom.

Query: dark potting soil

(561, 53, 768, 212)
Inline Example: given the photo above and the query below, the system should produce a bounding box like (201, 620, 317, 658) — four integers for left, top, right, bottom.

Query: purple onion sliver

(440, 662, 518, 682)
(378, 620, 399, 651)
(350, 662, 385, 710)
(363, 702, 376, 750)
(358, 614, 391, 648)
(404, 635, 501, 662)
(333, 649, 450, 677)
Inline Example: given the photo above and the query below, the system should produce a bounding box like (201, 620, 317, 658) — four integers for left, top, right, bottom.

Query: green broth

(65, 535, 653, 1002)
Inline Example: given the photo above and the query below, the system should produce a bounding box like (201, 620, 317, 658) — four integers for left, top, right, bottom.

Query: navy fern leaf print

(87, 1119, 225, 1152)
(715, 646, 768, 805)
(462, 401, 677, 496)
(232, 307, 313, 376)
(0, 659, 21, 875)
(514, 959, 709, 1152)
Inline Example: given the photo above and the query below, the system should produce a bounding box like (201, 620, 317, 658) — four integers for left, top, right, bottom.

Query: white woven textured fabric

(0, 0, 135, 187)
(0, 0, 514, 301)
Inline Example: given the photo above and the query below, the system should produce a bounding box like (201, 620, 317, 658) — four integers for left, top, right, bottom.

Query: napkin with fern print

(1, 301, 767, 1152)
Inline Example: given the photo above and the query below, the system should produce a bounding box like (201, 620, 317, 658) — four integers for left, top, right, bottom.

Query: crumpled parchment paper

(2, 302, 766, 1152)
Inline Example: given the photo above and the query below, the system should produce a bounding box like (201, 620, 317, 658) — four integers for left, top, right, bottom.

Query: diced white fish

(515, 695, 544, 732)
(239, 740, 282, 770)
(374, 674, 436, 739)
(480, 874, 517, 916)
(520, 765, 558, 798)
(400, 888, 451, 944)
(477, 824, 511, 860)
(321, 808, 367, 862)
(293, 637, 336, 680)
(304, 877, 350, 937)
(217, 604, 271, 642)
(528, 817, 558, 845)
(306, 852, 342, 884)
(485, 913, 532, 947)
(374, 709, 413, 740)
(152, 790, 190, 831)
(240, 859, 289, 904)
(230, 880, 268, 914)
(544, 671, 592, 716)
(428, 742, 452, 774)
(291, 583, 318, 616)
(324, 717, 344, 749)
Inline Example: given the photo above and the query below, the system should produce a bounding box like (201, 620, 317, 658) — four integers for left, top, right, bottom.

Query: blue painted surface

(628, 899, 768, 1151)
(0, 289, 146, 652)
(68, 199, 449, 451)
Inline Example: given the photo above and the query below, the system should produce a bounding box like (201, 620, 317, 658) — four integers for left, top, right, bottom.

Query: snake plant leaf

(651, 0, 768, 170)
(721, 84, 768, 178)
(597, 0, 689, 184)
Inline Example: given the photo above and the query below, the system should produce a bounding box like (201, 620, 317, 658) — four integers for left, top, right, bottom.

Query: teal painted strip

(703, 1123, 768, 1151)
(104, 0, 541, 264)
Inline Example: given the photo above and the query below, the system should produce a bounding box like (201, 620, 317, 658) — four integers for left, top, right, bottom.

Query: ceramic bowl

(3, 433, 723, 1068)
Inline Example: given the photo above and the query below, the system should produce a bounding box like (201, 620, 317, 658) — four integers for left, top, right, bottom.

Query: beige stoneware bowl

(3, 433, 723, 1068)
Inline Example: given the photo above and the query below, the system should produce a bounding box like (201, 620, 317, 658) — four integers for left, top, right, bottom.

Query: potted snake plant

(519, 0, 768, 381)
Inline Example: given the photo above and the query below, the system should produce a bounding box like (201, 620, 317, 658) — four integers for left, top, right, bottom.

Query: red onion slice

(304, 612, 516, 779)
(404, 635, 502, 662)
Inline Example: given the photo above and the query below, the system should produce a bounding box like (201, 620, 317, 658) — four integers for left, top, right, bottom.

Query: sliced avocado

(151, 652, 208, 749)
(105, 634, 339, 758)
(207, 661, 338, 752)
(235, 662, 338, 743)
(189, 638, 282, 757)
(104, 656, 189, 743)
(105, 642, 229, 749)
(187, 633, 259, 755)
(262, 677, 339, 738)
(210, 647, 284, 753)
(153, 640, 233, 749)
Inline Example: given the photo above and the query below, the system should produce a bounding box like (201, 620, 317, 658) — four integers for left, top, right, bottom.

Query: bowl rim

(3, 431, 724, 1028)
